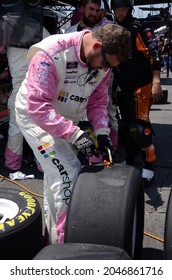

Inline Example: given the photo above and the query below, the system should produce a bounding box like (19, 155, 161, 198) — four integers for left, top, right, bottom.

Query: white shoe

(142, 168, 154, 188)
(142, 168, 154, 181)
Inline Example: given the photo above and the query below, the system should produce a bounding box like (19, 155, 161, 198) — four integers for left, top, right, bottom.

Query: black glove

(97, 134, 114, 161)
(73, 132, 99, 157)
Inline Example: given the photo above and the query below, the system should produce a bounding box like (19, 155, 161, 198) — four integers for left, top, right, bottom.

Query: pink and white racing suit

(5, 28, 50, 170)
(15, 30, 111, 244)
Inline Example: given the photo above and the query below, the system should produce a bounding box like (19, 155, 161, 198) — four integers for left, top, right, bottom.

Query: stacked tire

(0, 188, 43, 259)
(65, 164, 144, 260)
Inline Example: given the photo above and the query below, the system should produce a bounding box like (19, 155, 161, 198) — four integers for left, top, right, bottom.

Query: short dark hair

(93, 23, 131, 63)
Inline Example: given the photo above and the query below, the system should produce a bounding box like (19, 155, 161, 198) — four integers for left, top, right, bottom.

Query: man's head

(111, 0, 134, 22)
(80, 0, 101, 27)
(83, 23, 131, 70)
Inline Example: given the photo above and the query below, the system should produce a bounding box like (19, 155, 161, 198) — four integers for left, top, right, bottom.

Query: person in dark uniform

(111, 0, 163, 187)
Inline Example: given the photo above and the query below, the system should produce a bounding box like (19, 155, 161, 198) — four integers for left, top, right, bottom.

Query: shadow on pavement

(142, 248, 164, 260)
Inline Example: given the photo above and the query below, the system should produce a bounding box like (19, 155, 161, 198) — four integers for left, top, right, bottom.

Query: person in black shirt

(111, 0, 163, 187)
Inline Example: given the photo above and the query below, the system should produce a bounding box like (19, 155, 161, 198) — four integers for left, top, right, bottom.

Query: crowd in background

(160, 32, 172, 71)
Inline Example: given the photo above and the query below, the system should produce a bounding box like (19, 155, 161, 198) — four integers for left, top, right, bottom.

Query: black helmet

(111, 0, 134, 9)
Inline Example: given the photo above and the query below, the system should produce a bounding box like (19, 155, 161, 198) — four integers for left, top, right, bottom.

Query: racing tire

(164, 187, 172, 260)
(65, 164, 144, 260)
(0, 188, 43, 260)
(34, 243, 131, 260)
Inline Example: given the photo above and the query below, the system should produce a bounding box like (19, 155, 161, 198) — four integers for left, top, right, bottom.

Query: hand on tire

(73, 132, 99, 157)
(97, 134, 114, 161)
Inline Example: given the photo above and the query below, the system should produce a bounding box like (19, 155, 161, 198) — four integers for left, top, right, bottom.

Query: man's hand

(151, 81, 163, 103)
(73, 132, 99, 157)
(151, 70, 163, 103)
(97, 135, 114, 162)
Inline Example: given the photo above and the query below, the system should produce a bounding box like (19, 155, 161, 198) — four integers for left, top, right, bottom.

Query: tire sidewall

(0, 188, 39, 236)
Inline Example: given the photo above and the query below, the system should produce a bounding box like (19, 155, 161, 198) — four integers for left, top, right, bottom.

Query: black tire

(65, 164, 144, 260)
(0, 188, 43, 259)
(34, 243, 131, 260)
(164, 187, 172, 260)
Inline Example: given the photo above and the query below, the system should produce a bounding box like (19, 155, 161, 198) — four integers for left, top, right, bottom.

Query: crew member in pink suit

(15, 24, 131, 244)
(4, 27, 50, 171)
